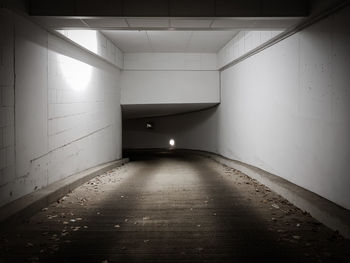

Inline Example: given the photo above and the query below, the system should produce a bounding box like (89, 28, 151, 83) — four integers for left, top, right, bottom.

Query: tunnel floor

(1, 152, 350, 262)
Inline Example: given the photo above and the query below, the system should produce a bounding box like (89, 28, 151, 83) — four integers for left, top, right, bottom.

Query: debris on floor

(0, 158, 349, 262)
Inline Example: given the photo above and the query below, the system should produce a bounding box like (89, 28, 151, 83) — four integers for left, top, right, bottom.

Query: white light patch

(58, 54, 92, 92)
(57, 30, 98, 54)
(169, 139, 175, 146)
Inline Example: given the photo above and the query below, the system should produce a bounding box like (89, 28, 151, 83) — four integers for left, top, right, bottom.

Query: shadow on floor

(1, 149, 341, 262)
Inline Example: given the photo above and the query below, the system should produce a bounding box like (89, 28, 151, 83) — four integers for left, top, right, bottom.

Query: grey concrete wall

(217, 5, 350, 209)
(0, 10, 122, 207)
(121, 53, 220, 105)
(121, 70, 220, 105)
(57, 30, 124, 69)
(0, 11, 15, 205)
(123, 107, 218, 153)
(217, 30, 283, 69)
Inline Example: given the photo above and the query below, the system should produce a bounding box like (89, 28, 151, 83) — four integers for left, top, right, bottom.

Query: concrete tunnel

(0, 0, 350, 262)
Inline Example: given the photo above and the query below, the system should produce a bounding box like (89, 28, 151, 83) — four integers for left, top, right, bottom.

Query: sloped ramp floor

(1, 152, 350, 262)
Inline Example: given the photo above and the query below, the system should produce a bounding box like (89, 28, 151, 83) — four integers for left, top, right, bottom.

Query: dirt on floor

(0, 154, 350, 263)
(219, 164, 350, 262)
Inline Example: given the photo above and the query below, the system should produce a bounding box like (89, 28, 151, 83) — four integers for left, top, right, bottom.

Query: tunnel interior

(0, 0, 350, 262)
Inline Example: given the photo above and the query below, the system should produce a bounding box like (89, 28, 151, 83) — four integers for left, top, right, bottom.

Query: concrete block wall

(121, 53, 220, 105)
(0, 11, 15, 204)
(45, 33, 122, 184)
(124, 53, 217, 70)
(217, 30, 283, 69)
(0, 10, 122, 207)
(57, 30, 124, 69)
(217, 5, 350, 210)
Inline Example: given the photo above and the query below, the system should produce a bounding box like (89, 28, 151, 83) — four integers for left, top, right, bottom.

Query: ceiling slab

(32, 16, 303, 31)
(210, 18, 304, 29)
(251, 18, 307, 28)
(102, 30, 152, 52)
(83, 18, 128, 28)
(186, 31, 238, 52)
(28, 0, 310, 17)
(147, 31, 192, 52)
(127, 18, 169, 28)
(169, 19, 213, 28)
(33, 17, 88, 28)
(211, 19, 257, 29)
(102, 30, 238, 53)
(122, 0, 169, 17)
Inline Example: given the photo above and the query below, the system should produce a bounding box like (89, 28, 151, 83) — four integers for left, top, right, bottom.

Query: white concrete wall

(124, 53, 217, 70)
(0, 10, 122, 207)
(57, 30, 124, 69)
(0, 11, 15, 204)
(123, 107, 218, 152)
(217, 30, 283, 69)
(121, 53, 220, 105)
(218, 5, 350, 209)
(122, 70, 219, 105)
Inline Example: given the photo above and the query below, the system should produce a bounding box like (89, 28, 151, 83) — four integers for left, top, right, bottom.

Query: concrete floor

(1, 152, 350, 262)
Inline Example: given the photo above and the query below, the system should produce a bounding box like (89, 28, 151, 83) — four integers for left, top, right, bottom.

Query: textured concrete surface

(1, 152, 350, 262)
(0, 9, 123, 208)
(217, 2, 350, 211)
(0, 159, 129, 228)
(191, 150, 350, 239)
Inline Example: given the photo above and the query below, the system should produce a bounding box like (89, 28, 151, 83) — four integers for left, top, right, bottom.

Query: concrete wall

(217, 5, 350, 209)
(217, 30, 283, 69)
(0, 10, 122, 207)
(0, 11, 15, 205)
(124, 53, 217, 70)
(121, 70, 219, 105)
(123, 107, 218, 153)
(121, 53, 219, 105)
(57, 30, 124, 69)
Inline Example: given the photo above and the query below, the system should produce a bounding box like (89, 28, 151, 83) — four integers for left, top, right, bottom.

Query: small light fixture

(146, 122, 154, 129)
(169, 139, 175, 146)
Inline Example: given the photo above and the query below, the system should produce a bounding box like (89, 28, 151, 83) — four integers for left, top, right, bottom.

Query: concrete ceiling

(27, 0, 311, 17)
(122, 103, 218, 119)
(101, 30, 239, 53)
(34, 16, 304, 31)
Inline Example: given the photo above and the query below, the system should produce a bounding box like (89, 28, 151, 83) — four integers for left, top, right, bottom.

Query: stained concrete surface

(1, 152, 350, 262)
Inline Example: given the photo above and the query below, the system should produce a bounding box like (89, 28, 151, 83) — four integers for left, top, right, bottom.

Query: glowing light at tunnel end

(169, 139, 175, 147)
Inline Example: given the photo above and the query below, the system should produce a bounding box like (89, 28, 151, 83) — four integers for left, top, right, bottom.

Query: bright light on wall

(57, 30, 98, 54)
(169, 139, 175, 146)
(58, 54, 92, 92)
